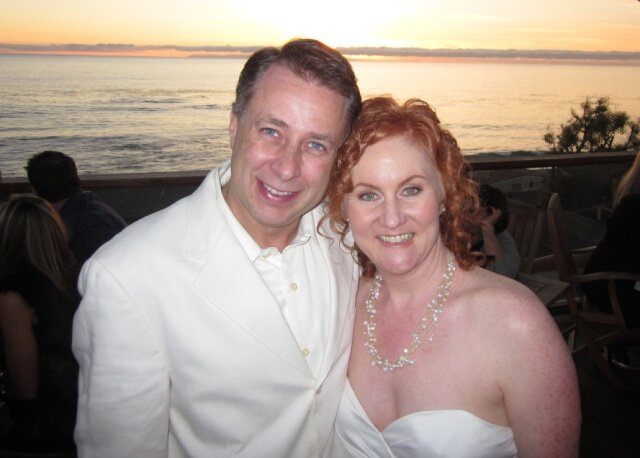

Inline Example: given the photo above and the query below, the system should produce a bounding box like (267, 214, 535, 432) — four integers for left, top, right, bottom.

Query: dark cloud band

(1, 43, 639, 61)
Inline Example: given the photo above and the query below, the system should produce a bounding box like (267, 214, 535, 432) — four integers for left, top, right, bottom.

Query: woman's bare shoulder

(0, 291, 34, 327)
(0, 290, 29, 310)
(456, 266, 538, 305)
(453, 267, 558, 341)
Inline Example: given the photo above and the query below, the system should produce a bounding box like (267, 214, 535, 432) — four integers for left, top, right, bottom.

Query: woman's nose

(381, 198, 405, 228)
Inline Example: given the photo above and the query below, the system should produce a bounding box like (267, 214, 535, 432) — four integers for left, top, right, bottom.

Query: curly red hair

(325, 96, 482, 277)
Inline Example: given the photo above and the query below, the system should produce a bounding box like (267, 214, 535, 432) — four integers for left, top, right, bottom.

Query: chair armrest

(531, 255, 556, 273)
(570, 246, 596, 271)
(571, 245, 597, 255)
(568, 271, 640, 284)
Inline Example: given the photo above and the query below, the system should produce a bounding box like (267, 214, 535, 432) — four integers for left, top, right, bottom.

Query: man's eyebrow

(261, 116, 334, 143)
(308, 132, 331, 142)
(263, 116, 288, 128)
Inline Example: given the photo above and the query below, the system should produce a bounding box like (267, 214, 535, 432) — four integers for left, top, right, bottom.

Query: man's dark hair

(25, 151, 81, 203)
(232, 38, 361, 138)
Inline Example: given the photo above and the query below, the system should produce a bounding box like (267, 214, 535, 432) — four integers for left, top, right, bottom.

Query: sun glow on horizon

(227, 0, 414, 48)
(1, 0, 639, 57)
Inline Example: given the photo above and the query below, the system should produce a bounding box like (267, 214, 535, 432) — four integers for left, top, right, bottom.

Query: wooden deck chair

(506, 198, 546, 274)
(546, 193, 638, 390)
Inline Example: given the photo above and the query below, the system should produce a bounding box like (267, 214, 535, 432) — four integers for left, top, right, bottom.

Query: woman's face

(344, 134, 444, 277)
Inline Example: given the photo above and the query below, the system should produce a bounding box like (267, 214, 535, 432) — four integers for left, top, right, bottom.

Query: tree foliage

(544, 97, 640, 153)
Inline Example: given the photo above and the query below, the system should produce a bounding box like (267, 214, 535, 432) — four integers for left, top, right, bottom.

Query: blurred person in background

(0, 196, 78, 453)
(26, 150, 126, 268)
(583, 192, 640, 365)
(613, 152, 640, 207)
(475, 184, 520, 278)
(584, 153, 640, 365)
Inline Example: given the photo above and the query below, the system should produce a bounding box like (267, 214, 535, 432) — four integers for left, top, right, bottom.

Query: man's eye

(307, 141, 326, 153)
(261, 127, 278, 137)
(402, 186, 421, 197)
(358, 191, 378, 202)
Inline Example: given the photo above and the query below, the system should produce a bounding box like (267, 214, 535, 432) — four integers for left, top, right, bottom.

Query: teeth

(379, 233, 415, 243)
(263, 183, 293, 197)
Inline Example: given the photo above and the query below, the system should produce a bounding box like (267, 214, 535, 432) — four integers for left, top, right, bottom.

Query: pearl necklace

(363, 254, 456, 373)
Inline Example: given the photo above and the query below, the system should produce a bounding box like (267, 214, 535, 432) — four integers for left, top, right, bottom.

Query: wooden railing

(1, 150, 637, 223)
(466, 150, 637, 170)
(2, 151, 637, 194)
(0, 169, 208, 195)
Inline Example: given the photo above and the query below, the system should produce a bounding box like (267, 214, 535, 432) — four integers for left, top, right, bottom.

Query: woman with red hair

(327, 97, 580, 457)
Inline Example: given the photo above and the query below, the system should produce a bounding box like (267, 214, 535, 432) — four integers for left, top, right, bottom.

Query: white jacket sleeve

(73, 258, 170, 457)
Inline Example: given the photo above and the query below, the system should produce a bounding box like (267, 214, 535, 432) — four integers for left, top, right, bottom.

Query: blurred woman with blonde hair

(0, 195, 78, 452)
(613, 152, 640, 207)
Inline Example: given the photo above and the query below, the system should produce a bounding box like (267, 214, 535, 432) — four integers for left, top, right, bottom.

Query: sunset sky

(1, 0, 639, 58)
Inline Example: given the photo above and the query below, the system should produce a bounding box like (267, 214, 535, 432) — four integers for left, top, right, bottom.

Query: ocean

(1, 54, 639, 177)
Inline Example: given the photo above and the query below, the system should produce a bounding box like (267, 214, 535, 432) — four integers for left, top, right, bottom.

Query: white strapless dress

(334, 380, 518, 458)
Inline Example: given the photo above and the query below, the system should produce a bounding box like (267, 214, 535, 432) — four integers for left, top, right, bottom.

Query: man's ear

(229, 112, 238, 150)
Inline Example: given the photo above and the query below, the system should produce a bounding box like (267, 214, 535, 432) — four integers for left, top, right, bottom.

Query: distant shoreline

(2, 45, 640, 66)
(2, 52, 639, 67)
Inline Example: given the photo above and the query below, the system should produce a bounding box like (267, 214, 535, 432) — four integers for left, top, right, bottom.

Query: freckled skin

(224, 64, 348, 250)
(344, 134, 580, 456)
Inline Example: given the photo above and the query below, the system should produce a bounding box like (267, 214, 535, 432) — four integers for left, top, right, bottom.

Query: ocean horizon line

(1, 43, 640, 64)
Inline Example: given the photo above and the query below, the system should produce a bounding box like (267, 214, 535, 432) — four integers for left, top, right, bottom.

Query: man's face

(225, 64, 349, 248)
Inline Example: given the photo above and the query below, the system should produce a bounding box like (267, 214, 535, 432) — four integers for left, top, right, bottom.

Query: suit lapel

(186, 167, 311, 378)
(194, 230, 311, 377)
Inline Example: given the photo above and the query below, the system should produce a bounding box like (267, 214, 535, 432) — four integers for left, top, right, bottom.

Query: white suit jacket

(72, 164, 359, 457)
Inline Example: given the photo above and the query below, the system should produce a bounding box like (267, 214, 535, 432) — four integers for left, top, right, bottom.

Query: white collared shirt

(215, 167, 330, 377)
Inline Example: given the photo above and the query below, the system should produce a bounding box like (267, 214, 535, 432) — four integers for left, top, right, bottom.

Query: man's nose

(271, 144, 301, 181)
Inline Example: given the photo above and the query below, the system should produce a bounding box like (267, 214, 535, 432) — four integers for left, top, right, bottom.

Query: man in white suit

(72, 39, 362, 457)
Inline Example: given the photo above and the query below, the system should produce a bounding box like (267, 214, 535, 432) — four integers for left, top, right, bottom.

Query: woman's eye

(358, 191, 378, 202)
(402, 186, 421, 197)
